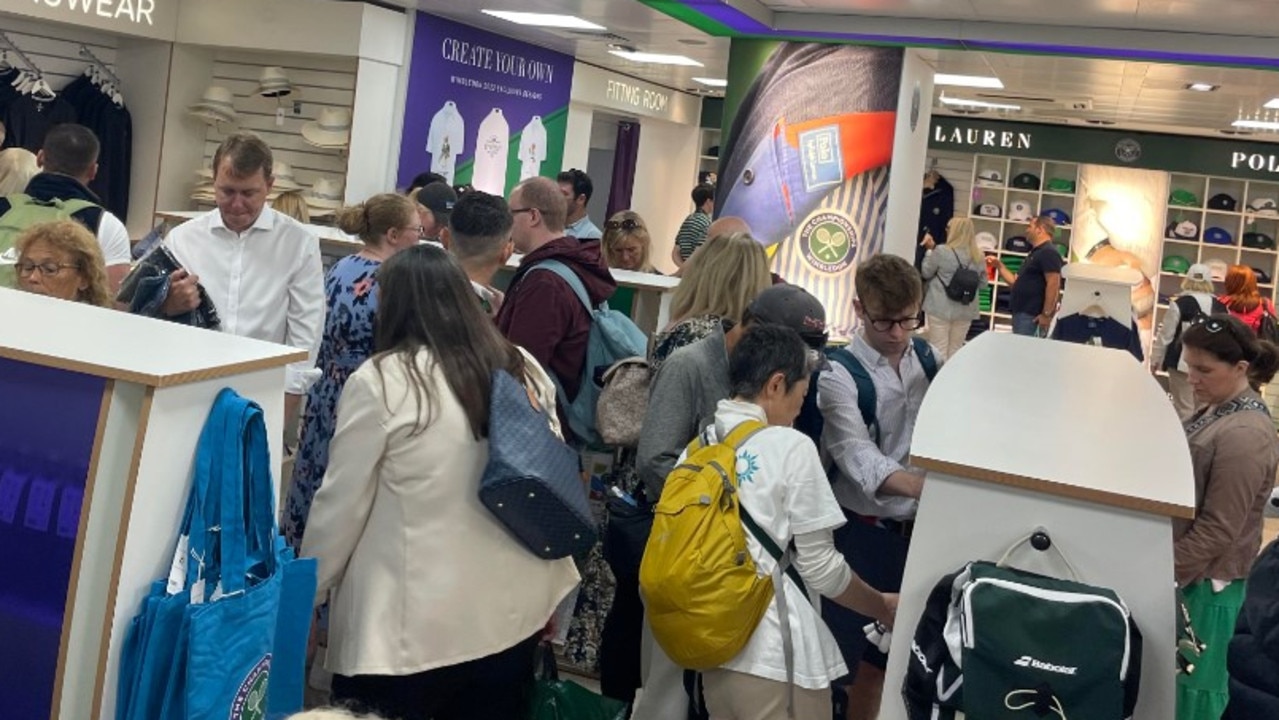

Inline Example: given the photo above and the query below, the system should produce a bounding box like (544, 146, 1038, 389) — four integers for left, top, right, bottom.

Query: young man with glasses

(815, 253, 941, 720)
(991, 214, 1063, 337)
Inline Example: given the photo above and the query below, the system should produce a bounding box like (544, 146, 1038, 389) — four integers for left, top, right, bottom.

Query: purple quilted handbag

(480, 369, 597, 559)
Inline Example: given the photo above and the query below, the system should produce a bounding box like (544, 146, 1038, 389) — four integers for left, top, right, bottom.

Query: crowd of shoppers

(6, 124, 1279, 720)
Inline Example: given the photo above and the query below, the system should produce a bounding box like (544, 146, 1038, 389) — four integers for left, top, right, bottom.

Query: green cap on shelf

(1046, 178, 1076, 193)
(1162, 255, 1192, 274)
(1169, 189, 1200, 207)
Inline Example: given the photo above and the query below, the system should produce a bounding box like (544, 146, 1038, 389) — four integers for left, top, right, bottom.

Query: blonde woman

(602, 210, 656, 273)
(12, 220, 111, 306)
(654, 231, 772, 374)
(1151, 264, 1224, 419)
(920, 217, 988, 359)
(0, 147, 38, 195)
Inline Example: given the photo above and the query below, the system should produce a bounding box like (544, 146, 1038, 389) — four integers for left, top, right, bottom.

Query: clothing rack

(0, 31, 41, 75)
(78, 44, 122, 89)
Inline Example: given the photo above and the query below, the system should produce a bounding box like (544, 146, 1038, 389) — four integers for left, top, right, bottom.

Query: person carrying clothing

(0, 123, 131, 292)
(693, 323, 896, 720)
(816, 253, 942, 720)
(919, 216, 987, 360)
(496, 176, 617, 442)
(1151, 263, 1226, 420)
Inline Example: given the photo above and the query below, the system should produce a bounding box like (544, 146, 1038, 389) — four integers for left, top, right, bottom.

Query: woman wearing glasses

(12, 220, 110, 306)
(1174, 314, 1279, 720)
(284, 193, 422, 549)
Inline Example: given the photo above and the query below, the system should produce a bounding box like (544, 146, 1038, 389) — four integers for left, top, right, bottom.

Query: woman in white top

(302, 244, 580, 720)
(920, 217, 988, 360)
(1151, 263, 1221, 420)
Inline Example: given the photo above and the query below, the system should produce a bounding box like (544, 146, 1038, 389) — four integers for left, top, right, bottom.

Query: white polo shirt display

(164, 207, 326, 394)
(519, 115, 548, 181)
(427, 101, 466, 185)
(472, 108, 510, 196)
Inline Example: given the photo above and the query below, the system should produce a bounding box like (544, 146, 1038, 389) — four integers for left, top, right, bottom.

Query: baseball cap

(1252, 266, 1273, 284)
(976, 169, 1004, 187)
(1043, 208, 1071, 226)
(1166, 220, 1199, 240)
(1011, 172, 1041, 190)
(747, 284, 829, 348)
(1004, 235, 1033, 253)
(1162, 255, 1192, 274)
(1007, 200, 1035, 222)
(1169, 189, 1200, 207)
(1207, 259, 1229, 281)
(1248, 197, 1278, 215)
(1046, 178, 1076, 193)
(1208, 193, 1238, 212)
(975, 203, 1002, 218)
(415, 182, 458, 218)
(1053, 241, 1069, 258)
(975, 231, 998, 253)
(1203, 227, 1234, 245)
(1243, 231, 1277, 250)
(1185, 263, 1212, 283)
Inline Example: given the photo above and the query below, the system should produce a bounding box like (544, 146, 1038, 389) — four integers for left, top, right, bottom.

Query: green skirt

(1176, 579, 1247, 720)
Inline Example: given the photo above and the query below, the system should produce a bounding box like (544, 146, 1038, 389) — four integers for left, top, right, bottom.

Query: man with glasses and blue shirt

(816, 253, 942, 720)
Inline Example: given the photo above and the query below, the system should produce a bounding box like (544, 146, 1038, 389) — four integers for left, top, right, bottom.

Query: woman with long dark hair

(1174, 314, 1279, 720)
(302, 245, 580, 720)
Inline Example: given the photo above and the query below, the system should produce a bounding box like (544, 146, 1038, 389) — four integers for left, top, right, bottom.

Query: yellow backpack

(640, 420, 805, 669)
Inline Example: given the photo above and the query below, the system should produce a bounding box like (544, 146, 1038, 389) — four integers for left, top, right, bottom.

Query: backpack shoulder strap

(1174, 295, 1201, 321)
(724, 419, 766, 450)
(828, 346, 879, 444)
(912, 336, 940, 382)
(529, 259, 593, 313)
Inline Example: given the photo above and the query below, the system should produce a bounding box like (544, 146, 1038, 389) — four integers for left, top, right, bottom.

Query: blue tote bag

(116, 389, 316, 720)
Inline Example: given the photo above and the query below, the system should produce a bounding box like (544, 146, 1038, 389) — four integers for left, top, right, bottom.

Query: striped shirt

(675, 210, 712, 260)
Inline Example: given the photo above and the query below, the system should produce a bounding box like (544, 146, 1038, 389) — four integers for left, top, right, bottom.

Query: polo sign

(32, 0, 157, 26)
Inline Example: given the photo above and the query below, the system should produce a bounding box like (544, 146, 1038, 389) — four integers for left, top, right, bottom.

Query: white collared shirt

(817, 332, 938, 520)
(164, 208, 325, 394)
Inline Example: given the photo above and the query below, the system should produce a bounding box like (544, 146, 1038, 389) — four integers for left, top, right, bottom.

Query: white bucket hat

(195, 167, 214, 181)
(189, 86, 237, 125)
(272, 160, 302, 191)
(302, 107, 352, 148)
(258, 66, 293, 98)
(304, 177, 344, 210)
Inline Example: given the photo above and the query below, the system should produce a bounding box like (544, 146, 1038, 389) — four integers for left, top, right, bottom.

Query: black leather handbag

(480, 369, 596, 560)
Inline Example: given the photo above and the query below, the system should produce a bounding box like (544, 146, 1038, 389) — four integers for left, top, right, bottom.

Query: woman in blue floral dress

(283, 193, 423, 548)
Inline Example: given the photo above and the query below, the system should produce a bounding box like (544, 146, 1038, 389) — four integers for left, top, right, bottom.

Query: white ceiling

(388, 0, 1279, 139)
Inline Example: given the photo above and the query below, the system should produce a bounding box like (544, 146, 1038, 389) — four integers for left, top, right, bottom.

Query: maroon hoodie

(497, 237, 617, 429)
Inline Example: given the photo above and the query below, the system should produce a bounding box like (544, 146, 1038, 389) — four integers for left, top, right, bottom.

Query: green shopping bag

(530, 647, 628, 720)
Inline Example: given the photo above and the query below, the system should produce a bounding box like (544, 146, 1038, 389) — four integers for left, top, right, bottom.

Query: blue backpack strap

(827, 347, 879, 446)
(912, 336, 940, 382)
(529, 259, 593, 313)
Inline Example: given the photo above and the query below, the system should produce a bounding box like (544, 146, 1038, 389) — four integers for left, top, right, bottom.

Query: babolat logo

(1013, 655, 1078, 675)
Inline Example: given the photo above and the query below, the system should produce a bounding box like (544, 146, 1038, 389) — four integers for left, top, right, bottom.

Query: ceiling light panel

(934, 73, 1004, 89)
(608, 50, 704, 66)
(692, 77, 728, 87)
(480, 10, 606, 30)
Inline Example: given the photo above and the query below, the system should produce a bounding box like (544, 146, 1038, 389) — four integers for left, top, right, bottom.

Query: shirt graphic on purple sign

(427, 101, 466, 185)
(473, 108, 510, 195)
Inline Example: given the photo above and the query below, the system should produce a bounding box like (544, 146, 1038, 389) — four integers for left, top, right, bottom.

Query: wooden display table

(0, 288, 303, 719)
(880, 332, 1195, 720)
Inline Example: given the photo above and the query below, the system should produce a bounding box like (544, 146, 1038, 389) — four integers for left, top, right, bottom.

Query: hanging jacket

(1224, 539, 1279, 719)
(917, 175, 954, 268)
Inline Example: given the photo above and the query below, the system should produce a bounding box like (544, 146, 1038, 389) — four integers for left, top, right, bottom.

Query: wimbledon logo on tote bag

(230, 655, 271, 720)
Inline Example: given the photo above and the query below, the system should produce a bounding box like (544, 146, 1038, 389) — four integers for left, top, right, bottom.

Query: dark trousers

(331, 634, 540, 720)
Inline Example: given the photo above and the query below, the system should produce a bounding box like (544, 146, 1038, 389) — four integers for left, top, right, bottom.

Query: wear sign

(397, 13, 574, 196)
(19, 0, 177, 40)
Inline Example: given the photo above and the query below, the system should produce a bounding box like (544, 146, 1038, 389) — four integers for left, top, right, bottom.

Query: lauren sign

(932, 123, 1033, 151)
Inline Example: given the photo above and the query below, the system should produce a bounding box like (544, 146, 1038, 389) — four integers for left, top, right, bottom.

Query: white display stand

(1058, 263, 1142, 323)
(0, 289, 304, 720)
(880, 332, 1195, 720)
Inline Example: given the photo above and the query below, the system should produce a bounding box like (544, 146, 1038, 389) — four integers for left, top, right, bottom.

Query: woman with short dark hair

(1174, 314, 1279, 720)
(302, 245, 578, 720)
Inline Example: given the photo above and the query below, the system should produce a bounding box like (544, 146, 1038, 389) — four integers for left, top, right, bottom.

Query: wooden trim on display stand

(912, 455, 1196, 520)
(0, 346, 308, 389)
(90, 385, 155, 718)
(50, 379, 116, 720)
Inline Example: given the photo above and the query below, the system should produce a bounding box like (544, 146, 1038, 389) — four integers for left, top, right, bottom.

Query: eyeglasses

(17, 261, 80, 278)
(866, 316, 924, 332)
(511, 207, 536, 218)
(605, 219, 643, 231)
(408, 225, 427, 239)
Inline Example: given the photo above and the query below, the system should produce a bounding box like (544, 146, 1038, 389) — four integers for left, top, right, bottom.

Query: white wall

(153, 43, 215, 217)
(883, 50, 936, 262)
(562, 103, 595, 173)
(115, 40, 173, 235)
(632, 118, 700, 274)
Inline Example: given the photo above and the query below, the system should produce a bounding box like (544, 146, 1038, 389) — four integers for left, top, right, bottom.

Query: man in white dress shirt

(816, 253, 941, 720)
(162, 133, 325, 424)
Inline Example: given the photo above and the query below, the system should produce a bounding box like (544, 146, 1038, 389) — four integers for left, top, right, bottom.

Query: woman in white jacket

(1151, 263, 1223, 420)
(920, 217, 988, 359)
(302, 244, 580, 720)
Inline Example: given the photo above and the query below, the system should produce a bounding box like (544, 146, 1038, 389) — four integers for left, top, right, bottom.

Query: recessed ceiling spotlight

(608, 50, 704, 66)
(1186, 83, 1219, 92)
(934, 73, 1004, 89)
(481, 10, 605, 30)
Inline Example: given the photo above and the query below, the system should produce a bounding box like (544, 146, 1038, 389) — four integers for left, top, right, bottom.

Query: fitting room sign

(20, 0, 177, 39)
(931, 116, 1279, 183)
(571, 63, 700, 125)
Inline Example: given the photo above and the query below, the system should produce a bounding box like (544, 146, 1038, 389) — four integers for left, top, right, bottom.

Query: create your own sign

(930, 116, 1279, 183)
